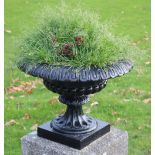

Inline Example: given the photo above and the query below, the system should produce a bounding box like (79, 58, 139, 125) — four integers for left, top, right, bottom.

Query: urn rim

(18, 59, 133, 82)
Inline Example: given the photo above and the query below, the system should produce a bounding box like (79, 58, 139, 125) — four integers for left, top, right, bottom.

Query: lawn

(4, 0, 151, 155)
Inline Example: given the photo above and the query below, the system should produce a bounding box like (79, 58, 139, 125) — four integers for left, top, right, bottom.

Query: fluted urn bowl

(18, 59, 133, 149)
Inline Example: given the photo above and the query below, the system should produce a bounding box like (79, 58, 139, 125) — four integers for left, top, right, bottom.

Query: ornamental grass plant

(17, 6, 136, 68)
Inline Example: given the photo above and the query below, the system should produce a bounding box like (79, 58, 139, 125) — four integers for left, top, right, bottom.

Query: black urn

(18, 59, 133, 149)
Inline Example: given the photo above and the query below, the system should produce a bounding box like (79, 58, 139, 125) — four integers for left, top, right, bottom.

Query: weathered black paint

(18, 59, 133, 149)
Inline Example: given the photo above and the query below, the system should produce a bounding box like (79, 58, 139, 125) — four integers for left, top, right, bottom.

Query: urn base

(37, 119, 110, 149)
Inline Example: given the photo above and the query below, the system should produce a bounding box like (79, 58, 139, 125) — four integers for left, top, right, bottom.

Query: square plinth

(21, 127, 128, 155)
(37, 119, 110, 149)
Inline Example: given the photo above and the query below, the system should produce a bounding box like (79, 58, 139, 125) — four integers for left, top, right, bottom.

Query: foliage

(17, 6, 136, 68)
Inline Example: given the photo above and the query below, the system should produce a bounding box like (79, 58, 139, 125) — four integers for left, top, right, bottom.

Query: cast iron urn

(18, 59, 133, 149)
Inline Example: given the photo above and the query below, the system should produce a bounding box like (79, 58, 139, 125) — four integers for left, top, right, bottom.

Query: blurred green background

(4, 0, 150, 155)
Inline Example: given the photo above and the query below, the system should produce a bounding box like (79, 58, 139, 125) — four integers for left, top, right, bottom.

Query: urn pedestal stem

(51, 95, 97, 134)
(37, 80, 111, 149)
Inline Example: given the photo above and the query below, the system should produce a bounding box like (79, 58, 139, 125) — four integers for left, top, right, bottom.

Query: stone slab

(21, 127, 128, 155)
